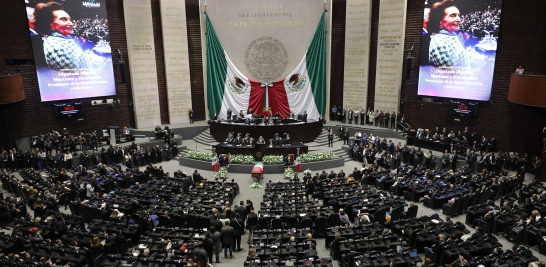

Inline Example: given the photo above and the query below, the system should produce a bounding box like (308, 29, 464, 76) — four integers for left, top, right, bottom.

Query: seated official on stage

(122, 126, 134, 141)
(221, 108, 314, 125)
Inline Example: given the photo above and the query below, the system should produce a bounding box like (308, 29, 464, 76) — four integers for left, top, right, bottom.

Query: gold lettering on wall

(124, 0, 161, 128)
(160, 0, 192, 124)
(373, 0, 407, 113)
(343, 0, 372, 112)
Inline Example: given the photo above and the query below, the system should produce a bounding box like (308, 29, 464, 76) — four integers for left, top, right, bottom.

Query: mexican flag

(295, 151, 302, 172)
(212, 155, 218, 171)
(206, 11, 326, 120)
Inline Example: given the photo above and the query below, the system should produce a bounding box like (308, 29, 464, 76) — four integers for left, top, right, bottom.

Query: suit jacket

(192, 173, 202, 183)
(220, 226, 236, 245)
(413, 157, 420, 166)
(230, 218, 245, 236)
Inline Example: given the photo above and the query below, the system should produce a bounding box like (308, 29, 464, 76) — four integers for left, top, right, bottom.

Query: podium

(508, 74, 546, 107)
(0, 74, 25, 104)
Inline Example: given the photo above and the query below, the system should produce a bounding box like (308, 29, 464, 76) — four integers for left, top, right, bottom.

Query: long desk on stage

(214, 143, 308, 159)
(209, 120, 322, 143)
(406, 136, 452, 152)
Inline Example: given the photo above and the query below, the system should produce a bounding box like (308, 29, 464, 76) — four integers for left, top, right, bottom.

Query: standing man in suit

(227, 108, 232, 121)
(384, 110, 390, 129)
(467, 150, 477, 171)
(230, 213, 245, 252)
(348, 109, 353, 124)
(342, 108, 347, 123)
(390, 112, 396, 129)
(395, 150, 402, 168)
(189, 108, 194, 123)
(328, 129, 334, 147)
(319, 114, 324, 126)
(413, 155, 420, 167)
(533, 157, 541, 180)
(7, 150, 16, 172)
(360, 109, 366, 125)
(442, 150, 451, 169)
(374, 136, 381, 150)
(54, 150, 63, 169)
(480, 136, 488, 152)
(331, 105, 337, 121)
(349, 141, 355, 159)
(451, 151, 460, 171)
(344, 128, 350, 145)
(354, 109, 359, 125)
(353, 144, 360, 161)
(388, 140, 395, 155)
(303, 111, 308, 123)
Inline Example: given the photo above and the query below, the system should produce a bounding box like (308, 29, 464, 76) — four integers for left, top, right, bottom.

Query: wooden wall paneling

(185, 0, 206, 121)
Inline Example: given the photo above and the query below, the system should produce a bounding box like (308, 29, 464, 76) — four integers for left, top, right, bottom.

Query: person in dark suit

(480, 136, 488, 152)
(348, 141, 355, 159)
(288, 111, 295, 119)
(413, 155, 420, 167)
(534, 157, 542, 181)
(326, 194, 338, 211)
(344, 128, 350, 145)
(221, 221, 236, 259)
(193, 170, 203, 183)
(304, 244, 318, 256)
(284, 135, 291, 145)
(54, 150, 63, 169)
(342, 109, 347, 123)
(328, 129, 334, 147)
(467, 150, 477, 170)
(227, 108, 232, 121)
(189, 108, 194, 123)
(182, 176, 192, 192)
(303, 111, 308, 123)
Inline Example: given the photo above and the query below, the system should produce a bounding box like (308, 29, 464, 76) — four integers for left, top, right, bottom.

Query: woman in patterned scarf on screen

(33, 2, 92, 70)
(426, 0, 470, 68)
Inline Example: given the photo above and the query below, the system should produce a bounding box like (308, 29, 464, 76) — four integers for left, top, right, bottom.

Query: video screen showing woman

(418, 0, 502, 101)
(26, 0, 116, 102)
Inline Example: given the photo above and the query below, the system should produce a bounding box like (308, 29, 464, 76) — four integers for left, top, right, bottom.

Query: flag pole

(213, 148, 216, 175)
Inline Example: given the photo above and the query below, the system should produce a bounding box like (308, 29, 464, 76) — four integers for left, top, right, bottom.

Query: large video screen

(417, 0, 502, 101)
(25, 0, 116, 102)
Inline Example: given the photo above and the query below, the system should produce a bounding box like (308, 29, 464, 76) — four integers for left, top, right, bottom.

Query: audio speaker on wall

(119, 61, 127, 84)
(405, 57, 412, 80)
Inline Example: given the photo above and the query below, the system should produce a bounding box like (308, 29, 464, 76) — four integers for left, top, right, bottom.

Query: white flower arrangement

(303, 169, 312, 176)
(186, 150, 215, 161)
(262, 155, 284, 164)
(229, 154, 255, 164)
(300, 151, 334, 162)
(249, 182, 263, 189)
(284, 168, 295, 179)
(217, 167, 228, 179)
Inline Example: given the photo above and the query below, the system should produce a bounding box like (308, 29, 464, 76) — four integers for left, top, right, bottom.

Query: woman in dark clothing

(90, 236, 105, 263)
(172, 140, 179, 158)
(203, 231, 214, 264)
(33, 198, 45, 219)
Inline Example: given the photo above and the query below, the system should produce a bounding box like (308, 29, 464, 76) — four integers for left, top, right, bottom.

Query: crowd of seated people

(219, 108, 310, 124)
(0, 164, 246, 266)
(223, 132, 292, 147)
